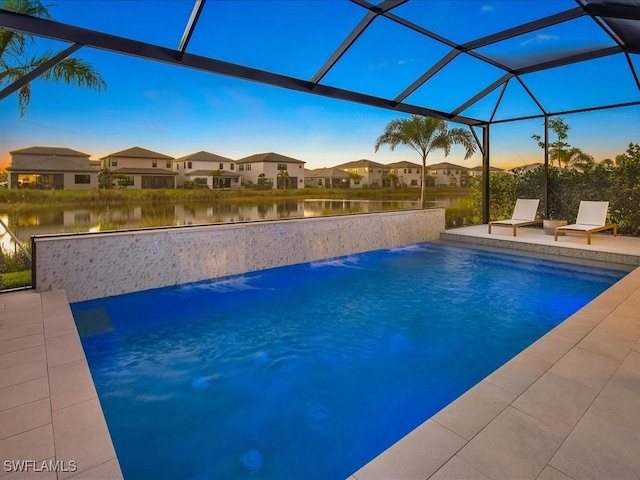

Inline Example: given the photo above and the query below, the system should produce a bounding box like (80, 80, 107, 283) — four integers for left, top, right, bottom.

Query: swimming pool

(71, 242, 626, 480)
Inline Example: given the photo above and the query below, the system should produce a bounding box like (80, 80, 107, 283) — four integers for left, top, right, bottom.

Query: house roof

(175, 151, 235, 163)
(10, 146, 90, 157)
(186, 169, 240, 178)
(304, 167, 350, 178)
(111, 167, 178, 175)
(429, 162, 471, 171)
(469, 165, 505, 172)
(236, 152, 305, 164)
(335, 159, 387, 169)
(387, 161, 423, 169)
(8, 155, 99, 172)
(102, 146, 173, 160)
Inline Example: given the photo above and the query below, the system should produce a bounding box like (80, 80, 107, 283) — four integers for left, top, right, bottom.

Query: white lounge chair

(488, 199, 540, 236)
(554, 201, 617, 245)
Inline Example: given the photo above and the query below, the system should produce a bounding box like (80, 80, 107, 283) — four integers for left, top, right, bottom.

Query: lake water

(1, 198, 461, 248)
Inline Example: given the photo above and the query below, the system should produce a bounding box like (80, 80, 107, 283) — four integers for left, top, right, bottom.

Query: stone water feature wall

(33, 209, 445, 302)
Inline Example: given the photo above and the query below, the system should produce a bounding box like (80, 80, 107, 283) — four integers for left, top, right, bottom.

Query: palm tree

(375, 115, 476, 208)
(563, 147, 594, 171)
(385, 172, 399, 188)
(209, 169, 224, 188)
(1, 0, 106, 116)
(347, 171, 363, 187)
(277, 170, 290, 189)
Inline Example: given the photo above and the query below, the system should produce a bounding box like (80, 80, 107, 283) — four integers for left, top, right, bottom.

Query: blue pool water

(71, 242, 626, 480)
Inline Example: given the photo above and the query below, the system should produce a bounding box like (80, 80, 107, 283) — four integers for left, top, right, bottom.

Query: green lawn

(1, 270, 32, 289)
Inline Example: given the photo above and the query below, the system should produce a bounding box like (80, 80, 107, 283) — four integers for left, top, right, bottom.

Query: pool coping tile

(0, 289, 123, 480)
(432, 380, 516, 441)
(52, 398, 118, 480)
(352, 420, 466, 480)
(455, 406, 566, 480)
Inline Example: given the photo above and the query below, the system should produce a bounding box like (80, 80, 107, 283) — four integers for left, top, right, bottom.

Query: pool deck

(1, 225, 639, 480)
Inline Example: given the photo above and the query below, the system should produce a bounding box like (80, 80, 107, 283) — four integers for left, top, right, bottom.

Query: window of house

(431, 170, 438, 175)
(353, 178, 360, 185)
(219, 163, 223, 170)
(277, 163, 287, 170)
(152, 160, 158, 168)
(188, 162, 192, 169)
(246, 164, 252, 171)
(318, 179, 323, 186)
(239, 164, 245, 171)
(411, 179, 418, 186)
(111, 158, 118, 167)
(74, 174, 91, 184)
(230, 164, 234, 170)
(166, 161, 171, 168)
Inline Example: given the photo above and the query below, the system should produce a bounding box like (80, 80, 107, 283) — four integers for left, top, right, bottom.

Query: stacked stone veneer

(33, 209, 445, 303)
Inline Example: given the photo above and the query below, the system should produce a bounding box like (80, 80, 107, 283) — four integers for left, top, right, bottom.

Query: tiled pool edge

(350, 265, 640, 480)
(0, 289, 123, 480)
(440, 229, 640, 266)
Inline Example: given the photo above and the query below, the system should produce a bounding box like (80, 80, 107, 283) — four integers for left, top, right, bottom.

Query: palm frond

(39, 56, 107, 91)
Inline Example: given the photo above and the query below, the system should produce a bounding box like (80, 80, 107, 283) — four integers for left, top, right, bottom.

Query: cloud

(204, 87, 266, 115)
(520, 33, 560, 46)
(480, 5, 495, 14)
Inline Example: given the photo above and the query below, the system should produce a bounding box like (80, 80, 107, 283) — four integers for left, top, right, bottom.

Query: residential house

(236, 152, 305, 189)
(468, 165, 506, 177)
(428, 162, 471, 187)
(7, 146, 99, 190)
(335, 159, 388, 188)
(174, 151, 240, 189)
(387, 161, 422, 187)
(304, 168, 350, 188)
(101, 146, 177, 189)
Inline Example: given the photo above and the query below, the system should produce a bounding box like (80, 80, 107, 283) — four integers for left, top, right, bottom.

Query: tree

(0, 0, 106, 116)
(375, 115, 476, 208)
(347, 171, 362, 187)
(277, 170, 290, 189)
(531, 117, 571, 168)
(564, 147, 594, 171)
(609, 143, 640, 235)
(385, 172, 399, 188)
(97, 168, 112, 189)
(209, 169, 224, 188)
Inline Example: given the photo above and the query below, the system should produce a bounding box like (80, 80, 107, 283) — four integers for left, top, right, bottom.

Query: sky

(1, 0, 638, 171)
